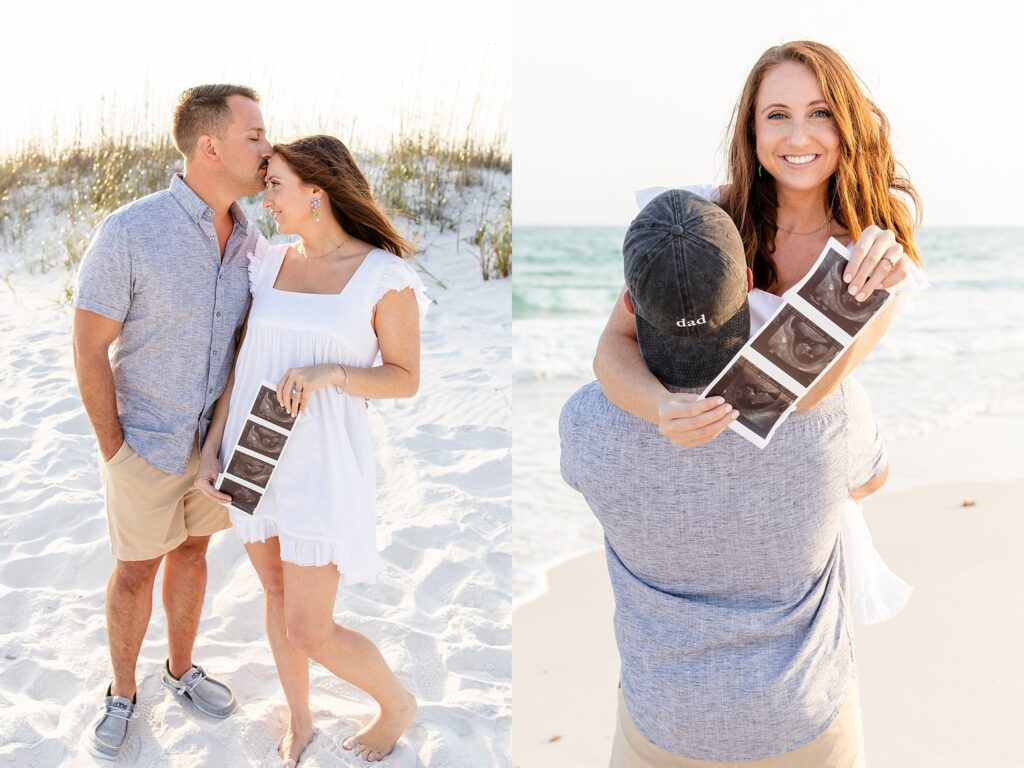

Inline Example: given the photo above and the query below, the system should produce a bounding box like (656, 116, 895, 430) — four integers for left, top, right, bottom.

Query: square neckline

(268, 245, 379, 297)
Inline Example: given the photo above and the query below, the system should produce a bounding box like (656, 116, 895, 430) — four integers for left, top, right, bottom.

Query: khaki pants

(610, 685, 865, 768)
(100, 437, 230, 561)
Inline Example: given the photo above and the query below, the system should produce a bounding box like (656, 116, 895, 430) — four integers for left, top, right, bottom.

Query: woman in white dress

(196, 135, 427, 765)
(592, 41, 925, 763)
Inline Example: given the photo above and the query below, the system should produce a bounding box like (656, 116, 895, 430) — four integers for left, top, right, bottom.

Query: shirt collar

(170, 173, 250, 229)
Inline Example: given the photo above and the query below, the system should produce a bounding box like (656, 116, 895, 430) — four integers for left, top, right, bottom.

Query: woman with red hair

(595, 40, 925, 441)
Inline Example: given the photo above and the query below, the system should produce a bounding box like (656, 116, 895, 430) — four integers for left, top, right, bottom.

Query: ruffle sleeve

(372, 256, 430, 320)
(634, 183, 721, 209)
(888, 258, 929, 315)
(247, 231, 272, 295)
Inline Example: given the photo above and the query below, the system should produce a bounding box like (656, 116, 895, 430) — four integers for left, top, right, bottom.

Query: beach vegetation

(473, 191, 512, 280)
(0, 119, 509, 289)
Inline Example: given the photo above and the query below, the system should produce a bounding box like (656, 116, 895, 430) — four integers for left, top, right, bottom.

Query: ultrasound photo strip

(226, 449, 275, 488)
(701, 238, 895, 448)
(705, 357, 798, 442)
(749, 304, 845, 388)
(215, 379, 308, 515)
(788, 239, 894, 344)
(217, 475, 263, 515)
(248, 383, 300, 432)
(237, 419, 288, 460)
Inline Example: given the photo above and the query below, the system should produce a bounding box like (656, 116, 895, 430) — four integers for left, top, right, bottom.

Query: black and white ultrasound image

(238, 420, 287, 460)
(250, 385, 296, 430)
(751, 305, 844, 387)
(216, 476, 262, 515)
(226, 451, 274, 488)
(796, 248, 889, 336)
(708, 357, 797, 439)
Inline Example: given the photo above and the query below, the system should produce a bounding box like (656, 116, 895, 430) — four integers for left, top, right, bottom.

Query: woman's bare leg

(244, 539, 314, 766)
(282, 562, 416, 762)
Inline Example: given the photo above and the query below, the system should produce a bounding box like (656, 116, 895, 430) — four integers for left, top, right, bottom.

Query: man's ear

(746, 268, 754, 293)
(196, 135, 218, 164)
(623, 290, 635, 315)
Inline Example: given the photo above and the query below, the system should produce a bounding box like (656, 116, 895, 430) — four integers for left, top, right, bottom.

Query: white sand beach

(512, 477, 1024, 768)
(0, 198, 511, 766)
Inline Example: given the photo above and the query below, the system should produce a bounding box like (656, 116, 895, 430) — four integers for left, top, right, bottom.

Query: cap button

(670, 224, 684, 236)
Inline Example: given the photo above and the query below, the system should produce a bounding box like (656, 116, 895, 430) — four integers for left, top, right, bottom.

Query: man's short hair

(173, 84, 260, 158)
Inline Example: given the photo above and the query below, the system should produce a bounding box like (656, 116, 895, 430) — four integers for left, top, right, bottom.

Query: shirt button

(208, 387, 214, 394)
(216, 311, 222, 317)
(209, 235, 216, 241)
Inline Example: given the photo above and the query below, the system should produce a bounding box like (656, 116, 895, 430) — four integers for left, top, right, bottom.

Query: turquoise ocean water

(512, 226, 1024, 603)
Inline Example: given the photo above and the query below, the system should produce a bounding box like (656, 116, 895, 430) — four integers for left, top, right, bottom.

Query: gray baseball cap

(623, 189, 750, 388)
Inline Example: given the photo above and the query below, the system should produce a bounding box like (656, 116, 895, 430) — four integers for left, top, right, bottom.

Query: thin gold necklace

(776, 214, 832, 236)
(298, 233, 351, 261)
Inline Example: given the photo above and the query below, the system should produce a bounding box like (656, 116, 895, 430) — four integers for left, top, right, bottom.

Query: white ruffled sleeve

(892, 257, 933, 296)
(247, 231, 271, 295)
(634, 183, 721, 209)
(888, 258, 929, 317)
(373, 256, 430, 320)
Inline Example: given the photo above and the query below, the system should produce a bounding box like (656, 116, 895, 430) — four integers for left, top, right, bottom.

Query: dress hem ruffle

(231, 514, 384, 586)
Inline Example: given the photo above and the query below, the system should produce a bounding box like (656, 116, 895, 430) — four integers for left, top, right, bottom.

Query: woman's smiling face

(754, 61, 841, 195)
(261, 153, 317, 235)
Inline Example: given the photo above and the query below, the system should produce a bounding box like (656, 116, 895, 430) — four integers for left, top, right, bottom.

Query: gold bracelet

(334, 364, 349, 395)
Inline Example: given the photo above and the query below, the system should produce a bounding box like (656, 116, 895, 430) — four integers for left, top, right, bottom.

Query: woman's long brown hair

(273, 135, 416, 259)
(716, 40, 923, 291)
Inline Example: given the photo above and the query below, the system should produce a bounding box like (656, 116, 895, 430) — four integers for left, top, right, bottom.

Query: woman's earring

(757, 163, 763, 178)
(311, 197, 320, 223)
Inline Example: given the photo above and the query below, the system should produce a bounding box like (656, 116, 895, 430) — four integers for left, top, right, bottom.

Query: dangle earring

(757, 162, 763, 178)
(311, 197, 321, 223)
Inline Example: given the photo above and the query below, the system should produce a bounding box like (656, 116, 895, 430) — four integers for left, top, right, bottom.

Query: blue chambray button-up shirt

(73, 174, 255, 475)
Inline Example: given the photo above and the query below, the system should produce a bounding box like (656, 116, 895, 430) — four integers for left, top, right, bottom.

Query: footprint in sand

(414, 559, 474, 616)
(446, 645, 509, 682)
(1, 550, 75, 589)
(404, 631, 447, 703)
(405, 424, 509, 454)
(381, 540, 424, 572)
(432, 455, 511, 498)
(0, 436, 32, 462)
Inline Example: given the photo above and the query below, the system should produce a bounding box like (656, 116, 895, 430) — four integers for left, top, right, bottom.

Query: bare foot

(278, 720, 315, 767)
(342, 689, 417, 762)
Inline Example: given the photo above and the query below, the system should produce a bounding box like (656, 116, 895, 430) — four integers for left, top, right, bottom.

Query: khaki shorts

(610, 684, 865, 768)
(99, 437, 231, 561)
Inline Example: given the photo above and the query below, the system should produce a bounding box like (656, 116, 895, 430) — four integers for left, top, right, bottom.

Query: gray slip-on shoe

(87, 684, 135, 760)
(160, 660, 236, 718)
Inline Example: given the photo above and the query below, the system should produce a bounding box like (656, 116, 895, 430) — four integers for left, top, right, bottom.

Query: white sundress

(220, 239, 428, 585)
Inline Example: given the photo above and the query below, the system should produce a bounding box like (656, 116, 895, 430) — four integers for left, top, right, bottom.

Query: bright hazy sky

(514, 0, 1023, 228)
(4, 1, 509, 156)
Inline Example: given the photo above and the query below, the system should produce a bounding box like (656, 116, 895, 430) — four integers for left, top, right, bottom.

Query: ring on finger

(291, 385, 302, 396)
(879, 255, 898, 270)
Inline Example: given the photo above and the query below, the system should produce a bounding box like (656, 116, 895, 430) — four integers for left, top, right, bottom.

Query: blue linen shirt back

(559, 379, 886, 761)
